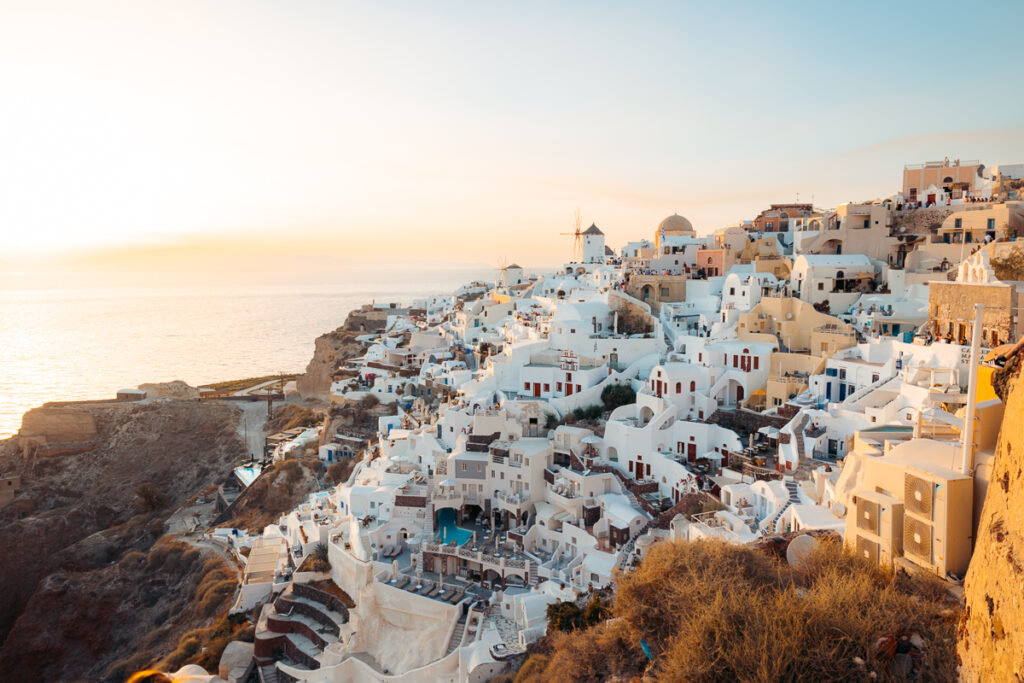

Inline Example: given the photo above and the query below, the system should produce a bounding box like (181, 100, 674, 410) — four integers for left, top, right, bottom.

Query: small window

(818, 282, 824, 290)
(729, 287, 735, 295)
(461, 463, 467, 471)
(543, 383, 550, 392)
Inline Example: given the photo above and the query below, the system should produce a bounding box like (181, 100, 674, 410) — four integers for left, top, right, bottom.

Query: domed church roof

(658, 213, 694, 235)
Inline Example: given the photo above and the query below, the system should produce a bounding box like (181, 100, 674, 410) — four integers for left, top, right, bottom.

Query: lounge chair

(394, 575, 410, 589)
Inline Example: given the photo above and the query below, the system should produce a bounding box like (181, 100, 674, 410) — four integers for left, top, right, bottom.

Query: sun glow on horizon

(3, 1, 1024, 270)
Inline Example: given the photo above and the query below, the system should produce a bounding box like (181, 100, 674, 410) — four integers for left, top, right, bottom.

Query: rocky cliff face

(0, 399, 245, 679)
(295, 313, 368, 400)
(958, 352, 1024, 679)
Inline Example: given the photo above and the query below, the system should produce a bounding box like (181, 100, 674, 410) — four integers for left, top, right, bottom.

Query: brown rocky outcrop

(957, 351, 1024, 680)
(296, 312, 369, 400)
(0, 399, 245, 678)
(18, 406, 98, 445)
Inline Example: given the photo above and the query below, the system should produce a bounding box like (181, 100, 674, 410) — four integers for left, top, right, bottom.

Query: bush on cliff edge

(515, 538, 959, 682)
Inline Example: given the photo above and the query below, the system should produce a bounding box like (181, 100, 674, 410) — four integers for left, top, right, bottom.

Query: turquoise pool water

(435, 507, 473, 546)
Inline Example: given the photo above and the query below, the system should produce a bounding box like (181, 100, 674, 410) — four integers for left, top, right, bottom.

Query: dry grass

(516, 538, 959, 683)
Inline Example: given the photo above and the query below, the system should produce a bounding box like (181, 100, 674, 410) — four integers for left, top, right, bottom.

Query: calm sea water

(0, 268, 491, 438)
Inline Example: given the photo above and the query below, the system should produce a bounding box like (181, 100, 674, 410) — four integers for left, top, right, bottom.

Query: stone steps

(445, 619, 467, 656)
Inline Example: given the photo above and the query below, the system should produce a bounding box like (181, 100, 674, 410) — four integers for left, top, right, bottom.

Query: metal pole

(960, 303, 984, 475)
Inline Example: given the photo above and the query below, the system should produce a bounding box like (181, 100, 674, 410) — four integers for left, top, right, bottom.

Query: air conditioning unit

(903, 515, 933, 564)
(856, 497, 879, 534)
(900, 467, 973, 576)
(856, 535, 879, 564)
(847, 491, 904, 566)
(904, 473, 933, 518)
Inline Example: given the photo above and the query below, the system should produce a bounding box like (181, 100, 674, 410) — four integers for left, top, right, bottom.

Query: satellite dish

(786, 534, 820, 570)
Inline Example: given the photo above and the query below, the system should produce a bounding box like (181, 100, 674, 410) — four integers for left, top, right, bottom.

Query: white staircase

(445, 618, 467, 656)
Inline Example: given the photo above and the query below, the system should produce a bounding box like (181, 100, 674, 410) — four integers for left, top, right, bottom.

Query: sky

(2, 0, 1024, 274)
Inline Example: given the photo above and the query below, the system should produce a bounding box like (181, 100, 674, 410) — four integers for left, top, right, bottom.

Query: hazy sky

(3, 0, 1024, 269)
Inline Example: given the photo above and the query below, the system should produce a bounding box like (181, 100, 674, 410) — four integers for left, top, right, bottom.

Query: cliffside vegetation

(219, 455, 321, 532)
(513, 539, 959, 682)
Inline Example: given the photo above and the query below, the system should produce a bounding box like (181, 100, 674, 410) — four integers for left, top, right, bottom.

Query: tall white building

(582, 223, 606, 263)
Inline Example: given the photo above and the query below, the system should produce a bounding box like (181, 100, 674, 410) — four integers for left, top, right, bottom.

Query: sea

(0, 266, 493, 438)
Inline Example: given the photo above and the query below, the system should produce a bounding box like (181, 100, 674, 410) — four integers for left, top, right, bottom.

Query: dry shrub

(326, 458, 355, 484)
(513, 653, 550, 682)
(196, 580, 236, 617)
(135, 482, 171, 512)
(160, 632, 203, 671)
(121, 550, 147, 568)
(104, 651, 153, 682)
(518, 538, 958, 683)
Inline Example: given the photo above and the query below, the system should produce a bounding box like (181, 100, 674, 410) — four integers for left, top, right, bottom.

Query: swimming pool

(435, 507, 473, 546)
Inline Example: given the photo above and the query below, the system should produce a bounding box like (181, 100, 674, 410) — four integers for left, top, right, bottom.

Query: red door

(533, 383, 541, 398)
(687, 443, 697, 462)
(566, 383, 574, 396)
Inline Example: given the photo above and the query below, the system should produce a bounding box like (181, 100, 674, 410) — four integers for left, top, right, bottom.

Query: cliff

(957, 350, 1024, 679)
(295, 317, 366, 400)
(0, 399, 246, 680)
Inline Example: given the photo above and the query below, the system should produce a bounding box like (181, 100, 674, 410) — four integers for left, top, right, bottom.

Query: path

(238, 400, 270, 460)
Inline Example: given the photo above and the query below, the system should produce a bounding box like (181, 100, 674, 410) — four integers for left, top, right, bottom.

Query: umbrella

(581, 435, 602, 444)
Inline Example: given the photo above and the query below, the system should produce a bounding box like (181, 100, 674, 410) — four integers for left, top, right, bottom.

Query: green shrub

(600, 384, 636, 411)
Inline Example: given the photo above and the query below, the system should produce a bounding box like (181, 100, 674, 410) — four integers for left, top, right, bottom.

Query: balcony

(495, 490, 528, 506)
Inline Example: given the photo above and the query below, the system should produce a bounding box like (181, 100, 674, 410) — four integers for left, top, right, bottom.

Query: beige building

(750, 203, 814, 233)
(761, 352, 826, 411)
(625, 274, 687, 313)
(799, 202, 899, 264)
(903, 159, 985, 203)
(737, 296, 858, 357)
(927, 242, 1024, 346)
(0, 476, 21, 509)
(934, 202, 1024, 244)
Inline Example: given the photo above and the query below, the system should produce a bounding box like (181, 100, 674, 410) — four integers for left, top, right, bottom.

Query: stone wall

(927, 282, 1020, 344)
(625, 275, 687, 313)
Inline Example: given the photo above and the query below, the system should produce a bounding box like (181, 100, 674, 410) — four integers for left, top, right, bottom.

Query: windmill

(495, 255, 509, 287)
(560, 207, 583, 263)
